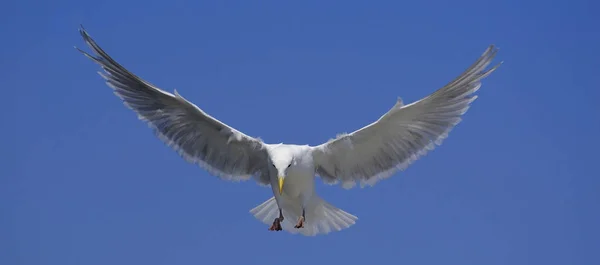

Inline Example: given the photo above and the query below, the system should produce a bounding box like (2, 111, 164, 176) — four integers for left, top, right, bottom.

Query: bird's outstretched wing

(76, 26, 271, 185)
(311, 46, 501, 189)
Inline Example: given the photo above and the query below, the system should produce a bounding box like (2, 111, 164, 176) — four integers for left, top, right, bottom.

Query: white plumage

(76, 26, 501, 236)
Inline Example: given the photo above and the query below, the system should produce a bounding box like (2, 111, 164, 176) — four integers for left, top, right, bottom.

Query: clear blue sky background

(2, 0, 599, 264)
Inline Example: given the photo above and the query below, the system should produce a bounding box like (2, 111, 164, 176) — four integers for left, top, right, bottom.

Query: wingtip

(491, 60, 504, 70)
(76, 25, 98, 56)
(74, 45, 84, 54)
(74, 43, 95, 60)
(75, 26, 88, 56)
(78, 24, 91, 41)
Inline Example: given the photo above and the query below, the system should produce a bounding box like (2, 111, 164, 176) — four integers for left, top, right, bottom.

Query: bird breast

(282, 162, 315, 198)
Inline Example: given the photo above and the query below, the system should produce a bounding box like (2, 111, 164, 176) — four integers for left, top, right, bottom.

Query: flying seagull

(76, 26, 501, 236)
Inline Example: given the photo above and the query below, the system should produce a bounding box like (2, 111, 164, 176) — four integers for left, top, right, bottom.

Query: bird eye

(272, 163, 276, 168)
(287, 163, 291, 168)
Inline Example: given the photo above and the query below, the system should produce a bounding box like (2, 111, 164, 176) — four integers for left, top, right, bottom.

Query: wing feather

(76, 26, 270, 185)
(311, 45, 501, 189)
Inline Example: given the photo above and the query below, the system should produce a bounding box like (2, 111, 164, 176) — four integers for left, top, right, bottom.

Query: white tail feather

(249, 196, 357, 236)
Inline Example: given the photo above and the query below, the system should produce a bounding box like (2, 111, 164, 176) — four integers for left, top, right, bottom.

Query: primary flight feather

(76, 26, 501, 236)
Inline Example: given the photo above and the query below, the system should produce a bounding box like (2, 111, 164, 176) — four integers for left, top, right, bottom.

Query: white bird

(76, 26, 501, 236)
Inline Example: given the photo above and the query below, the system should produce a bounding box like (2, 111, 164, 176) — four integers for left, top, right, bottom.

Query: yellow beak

(278, 176, 284, 195)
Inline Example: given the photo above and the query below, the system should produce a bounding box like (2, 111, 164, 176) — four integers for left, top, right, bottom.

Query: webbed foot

(268, 217, 283, 231)
(294, 216, 305, 229)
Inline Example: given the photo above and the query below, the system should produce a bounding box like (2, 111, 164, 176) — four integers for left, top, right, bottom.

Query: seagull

(76, 26, 501, 236)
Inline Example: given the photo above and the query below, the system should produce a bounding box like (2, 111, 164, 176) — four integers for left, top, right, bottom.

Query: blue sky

(3, 0, 599, 264)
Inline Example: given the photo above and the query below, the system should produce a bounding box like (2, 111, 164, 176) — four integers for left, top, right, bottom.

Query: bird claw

(294, 216, 305, 229)
(269, 217, 283, 231)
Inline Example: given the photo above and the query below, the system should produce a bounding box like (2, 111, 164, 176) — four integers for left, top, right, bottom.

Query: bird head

(269, 152, 294, 195)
